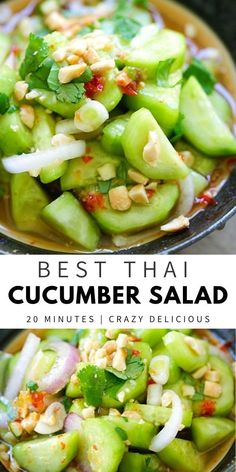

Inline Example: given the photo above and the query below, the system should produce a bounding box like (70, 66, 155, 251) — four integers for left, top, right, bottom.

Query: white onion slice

(0, 412, 8, 430)
(196, 47, 219, 62)
(174, 174, 195, 217)
(64, 412, 83, 432)
(38, 341, 79, 394)
(149, 390, 183, 452)
(147, 384, 162, 406)
(74, 100, 109, 132)
(149, 355, 170, 385)
(34, 402, 66, 434)
(56, 119, 78, 135)
(4, 333, 40, 401)
(215, 83, 236, 117)
(2, 140, 86, 174)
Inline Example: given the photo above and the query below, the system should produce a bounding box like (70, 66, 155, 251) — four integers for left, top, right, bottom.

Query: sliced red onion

(2, 140, 86, 174)
(34, 402, 66, 434)
(38, 341, 79, 394)
(149, 4, 164, 29)
(64, 412, 83, 432)
(186, 38, 198, 58)
(195, 48, 219, 62)
(174, 174, 195, 217)
(4, 333, 40, 401)
(0, 412, 8, 430)
(215, 83, 236, 117)
(1, 0, 37, 33)
(149, 390, 183, 452)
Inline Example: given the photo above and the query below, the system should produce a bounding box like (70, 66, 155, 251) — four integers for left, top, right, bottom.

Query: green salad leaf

(47, 62, 85, 103)
(125, 350, 144, 379)
(113, 17, 141, 41)
(26, 381, 39, 392)
(183, 58, 216, 94)
(20, 33, 49, 79)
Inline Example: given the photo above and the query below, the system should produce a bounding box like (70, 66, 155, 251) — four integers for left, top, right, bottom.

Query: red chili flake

(85, 75, 104, 98)
(82, 192, 104, 212)
(146, 189, 155, 199)
(120, 81, 138, 96)
(82, 155, 93, 164)
(132, 349, 140, 356)
(30, 392, 45, 411)
(131, 336, 141, 342)
(60, 442, 66, 449)
(11, 44, 22, 56)
(92, 444, 98, 450)
(197, 193, 217, 206)
(148, 378, 155, 385)
(227, 157, 236, 166)
(219, 340, 232, 352)
(199, 399, 215, 416)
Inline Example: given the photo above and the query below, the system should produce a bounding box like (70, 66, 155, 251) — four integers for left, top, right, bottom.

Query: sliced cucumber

(124, 403, 193, 428)
(192, 417, 235, 451)
(158, 438, 203, 472)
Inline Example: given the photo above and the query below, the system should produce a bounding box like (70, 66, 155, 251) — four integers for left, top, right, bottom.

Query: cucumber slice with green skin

(192, 417, 235, 452)
(209, 90, 233, 127)
(95, 70, 123, 112)
(92, 183, 179, 235)
(103, 416, 157, 449)
(35, 89, 84, 118)
(66, 362, 87, 398)
(32, 107, 68, 184)
(193, 356, 234, 417)
(163, 331, 209, 372)
(13, 432, 80, 472)
(119, 452, 165, 472)
(77, 418, 126, 472)
(158, 438, 203, 472)
(124, 29, 186, 79)
(152, 342, 181, 385)
(11, 173, 50, 233)
(122, 108, 189, 180)
(0, 65, 18, 96)
(0, 33, 11, 65)
(175, 140, 218, 176)
(125, 82, 181, 136)
(0, 352, 11, 394)
(124, 403, 193, 428)
(41, 192, 101, 250)
(61, 141, 121, 191)
(132, 329, 168, 348)
(180, 77, 236, 156)
(103, 342, 152, 408)
(0, 111, 33, 155)
(101, 115, 130, 156)
(24, 348, 57, 388)
(45, 329, 76, 342)
(191, 170, 208, 196)
(69, 398, 86, 416)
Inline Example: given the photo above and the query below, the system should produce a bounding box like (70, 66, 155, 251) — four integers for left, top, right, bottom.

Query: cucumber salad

(0, 329, 235, 472)
(0, 0, 236, 251)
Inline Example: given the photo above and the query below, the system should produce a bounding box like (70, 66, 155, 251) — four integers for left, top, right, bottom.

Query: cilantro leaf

(0, 93, 10, 115)
(20, 33, 49, 79)
(26, 380, 38, 392)
(98, 180, 112, 194)
(182, 373, 196, 386)
(183, 58, 216, 94)
(47, 63, 85, 103)
(106, 367, 128, 380)
(125, 351, 144, 379)
(28, 57, 54, 90)
(133, 0, 148, 6)
(61, 397, 72, 412)
(115, 427, 128, 440)
(74, 67, 93, 84)
(113, 16, 141, 41)
(7, 104, 19, 114)
(171, 113, 185, 144)
(156, 58, 175, 87)
(104, 371, 125, 398)
(78, 365, 106, 407)
(192, 392, 205, 401)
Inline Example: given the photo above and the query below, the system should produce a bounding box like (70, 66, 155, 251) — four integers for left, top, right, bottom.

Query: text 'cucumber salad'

(0, 0, 235, 251)
(0, 329, 235, 471)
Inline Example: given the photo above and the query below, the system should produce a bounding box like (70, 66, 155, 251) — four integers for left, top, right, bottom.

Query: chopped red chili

(146, 189, 155, 199)
(30, 392, 45, 412)
(120, 80, 138, 96)
(219, 340, 232, 352)
(199, 399, 215, 416)
(82, 192, 104, 212)
(11, 44, 22, 56)
(197, 194, 217, 206)
(148, 378, 155, 385)
(227, 157, 236, 166)
(82, 155, 93, 164)
(132, 349, 140, 356)
(85, 75, 104, 98)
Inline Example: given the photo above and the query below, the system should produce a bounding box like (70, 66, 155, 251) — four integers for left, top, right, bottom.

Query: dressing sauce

(1, 329, 235, 472)
(0, 0, 235, 253)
